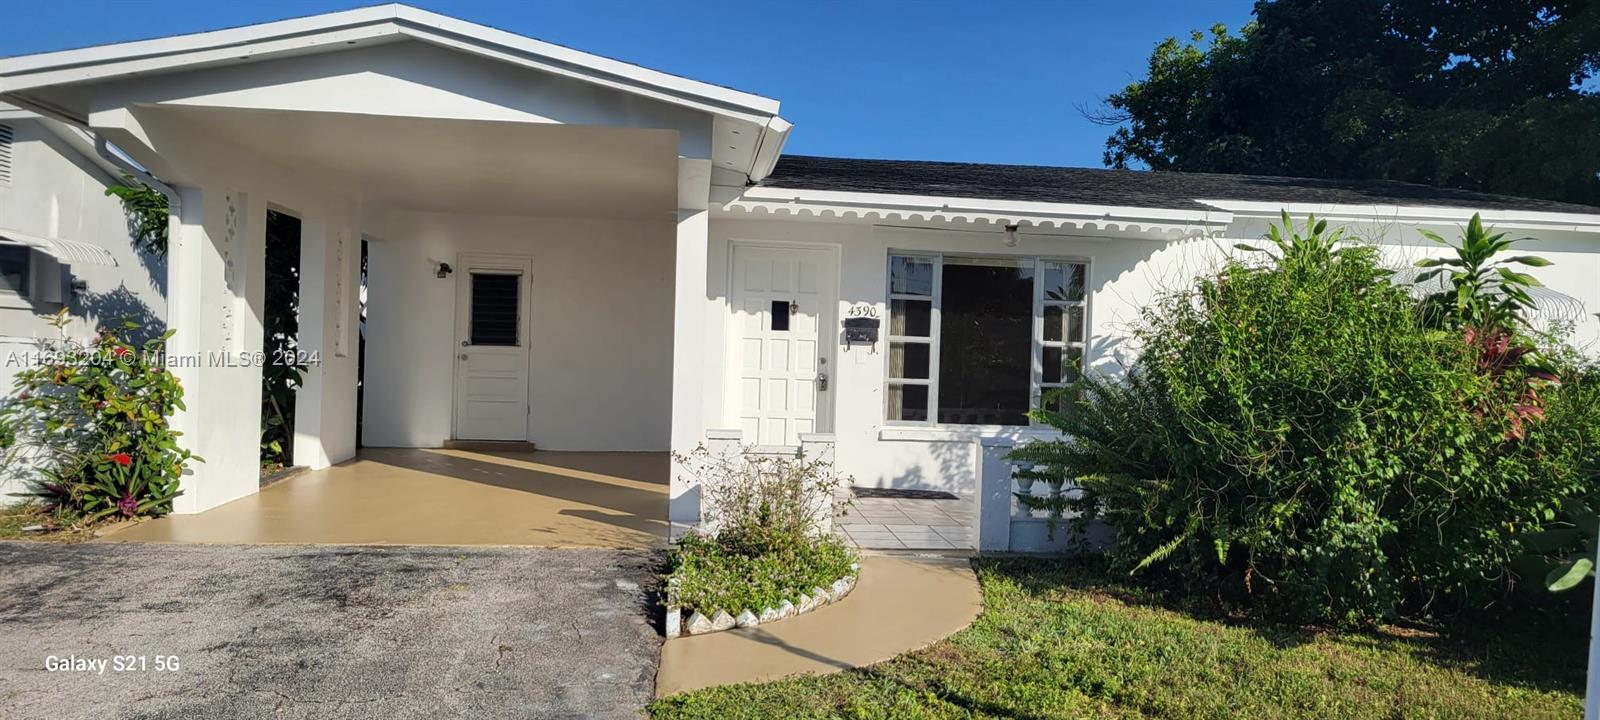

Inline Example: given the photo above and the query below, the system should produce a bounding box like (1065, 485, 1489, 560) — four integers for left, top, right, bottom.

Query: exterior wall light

(1003, 224, 1019, 247)
(436, 262, 453, 279)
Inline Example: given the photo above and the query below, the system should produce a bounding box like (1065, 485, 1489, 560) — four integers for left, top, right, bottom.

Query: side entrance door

(727, 244, 838, 446)
(453, 254, 532, 441)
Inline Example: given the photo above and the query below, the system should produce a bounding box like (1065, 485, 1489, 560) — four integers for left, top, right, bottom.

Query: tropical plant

(260, 210, 304, 469)
(2, 311, 199, 519)
(1011, 214, 1592, 625)
(105, 178, 169, 257)
(1414, 213, 1552, 331)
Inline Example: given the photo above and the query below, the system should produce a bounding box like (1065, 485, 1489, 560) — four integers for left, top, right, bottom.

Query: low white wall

(707, 213, 1600, 499)
(363, 210, 674, 451)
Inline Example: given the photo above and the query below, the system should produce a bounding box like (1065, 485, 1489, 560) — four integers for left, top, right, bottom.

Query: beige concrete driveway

(101, 449, 669, 548)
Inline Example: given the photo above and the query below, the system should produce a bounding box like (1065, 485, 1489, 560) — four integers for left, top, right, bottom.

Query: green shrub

(668, 447, 857, 616)
(1013, 215, 1600, 625)
(3, 312, 200, 520)
(669, 530, 856, 616)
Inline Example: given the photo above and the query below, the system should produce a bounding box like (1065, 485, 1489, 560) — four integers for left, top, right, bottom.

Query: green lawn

(651, 558, 1585, 719)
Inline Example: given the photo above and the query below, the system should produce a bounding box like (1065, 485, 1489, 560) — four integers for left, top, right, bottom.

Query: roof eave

(1196, 199, 1600, 232)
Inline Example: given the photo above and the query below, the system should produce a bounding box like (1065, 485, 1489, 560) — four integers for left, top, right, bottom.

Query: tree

(1098, 0, 1600, 206)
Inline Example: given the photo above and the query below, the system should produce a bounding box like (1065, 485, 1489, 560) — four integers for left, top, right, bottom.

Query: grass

(0, 502, 99, 543)
(650, 558, 1586, 719)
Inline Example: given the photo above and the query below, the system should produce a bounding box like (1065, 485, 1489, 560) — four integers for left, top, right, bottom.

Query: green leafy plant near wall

(105, 178, 169, 257)
(3, 311, 200, 520)
(1009, 213, 1600, 626)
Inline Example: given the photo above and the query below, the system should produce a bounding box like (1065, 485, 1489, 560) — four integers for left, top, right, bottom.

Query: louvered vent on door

(0, 123, 12, 185)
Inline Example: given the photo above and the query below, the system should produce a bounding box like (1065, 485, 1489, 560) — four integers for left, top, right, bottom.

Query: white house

(0, 5, 1595, 523)
(0, 103, 167, 497)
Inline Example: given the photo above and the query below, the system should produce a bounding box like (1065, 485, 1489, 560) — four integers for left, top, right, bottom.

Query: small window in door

(771, 300, 791, 331)
(469, 273, 520, 346)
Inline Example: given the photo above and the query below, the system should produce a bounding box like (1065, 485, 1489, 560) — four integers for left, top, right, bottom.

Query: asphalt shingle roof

(758, 155, 1600, 215)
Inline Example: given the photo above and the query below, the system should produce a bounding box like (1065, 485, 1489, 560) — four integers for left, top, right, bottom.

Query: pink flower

(117, 493, 137, 517)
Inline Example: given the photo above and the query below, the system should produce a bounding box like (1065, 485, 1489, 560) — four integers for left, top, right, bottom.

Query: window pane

(1043, 262, 1087, 302)
(469, 273, 520, 346)
(889, 342, 930, 379)
(886, 383, 929, 422)
(1044, 304, 1085, 343)
(1043, 345, 1084, 384)
(937, 259, 1032, 426)
(771, 300, 791, 331)
(0, 245, 27, 295)
(890, 256, 934, 296)
(889, 299, 931, 337)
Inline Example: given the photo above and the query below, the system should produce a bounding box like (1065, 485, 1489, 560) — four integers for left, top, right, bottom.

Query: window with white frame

(886, 253, 1087, 426)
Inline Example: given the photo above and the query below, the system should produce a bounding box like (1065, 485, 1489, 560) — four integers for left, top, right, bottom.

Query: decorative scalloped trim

(721, 201, 1226, 239)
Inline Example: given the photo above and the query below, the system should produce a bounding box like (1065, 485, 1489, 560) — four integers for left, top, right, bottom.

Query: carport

(101, 449, 669, 548)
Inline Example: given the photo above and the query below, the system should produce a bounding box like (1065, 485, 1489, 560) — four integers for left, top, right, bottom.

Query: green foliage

(1012, 215, 1599, 625)
(1415, 213, 1553, 331)
(2, 311, 200, 520)
(650, 559, 1585, 719)
(104, 179, 169, 257)
(261, 210, 304, 469)
(668, 530, 856, 617)
(1100, 2, 1600, 206)
(667, 446, 856, 616)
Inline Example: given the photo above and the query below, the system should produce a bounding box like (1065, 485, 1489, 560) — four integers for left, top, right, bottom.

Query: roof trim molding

(716, 186, 1233, 239)
(1198, 199, 1600, 233)
(0, 4, 783, 124)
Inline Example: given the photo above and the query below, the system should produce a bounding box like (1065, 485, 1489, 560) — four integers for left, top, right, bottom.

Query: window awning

(0, 227, 118, 267)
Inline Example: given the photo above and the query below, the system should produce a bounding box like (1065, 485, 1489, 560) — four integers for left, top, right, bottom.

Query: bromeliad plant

(3, 311, 199, 520)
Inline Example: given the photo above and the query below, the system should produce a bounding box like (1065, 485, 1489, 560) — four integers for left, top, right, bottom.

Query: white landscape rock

(759, 606, 781, 623)
(736, 609, 760, 628)
(796, 593, 815, 612)
(685, 611, 714, 635)
(777, 600, 797, 618)
(709, 610, 736, 631)
(830, 578, 850, 601)
(811, 587, 830, 606)
(665, 608, 681, 638)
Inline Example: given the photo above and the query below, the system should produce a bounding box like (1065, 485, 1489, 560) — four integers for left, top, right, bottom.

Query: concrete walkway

(101, 449, 668, 548)
(654, 554, 981, 697)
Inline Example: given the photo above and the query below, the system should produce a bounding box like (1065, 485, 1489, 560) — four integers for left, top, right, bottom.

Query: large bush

(3, 313, 199, 520)
(1014, 216, 1600, 625)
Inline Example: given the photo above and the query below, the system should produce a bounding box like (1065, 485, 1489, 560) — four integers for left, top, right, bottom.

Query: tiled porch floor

(836, 493, 974, 551)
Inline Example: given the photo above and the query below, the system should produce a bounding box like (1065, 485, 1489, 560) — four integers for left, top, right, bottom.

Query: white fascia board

(748, 116, 793, 182)
(1197, 199, 1600, 233)
(0, 3, 781, 124)
(717, 186, 1233, 238)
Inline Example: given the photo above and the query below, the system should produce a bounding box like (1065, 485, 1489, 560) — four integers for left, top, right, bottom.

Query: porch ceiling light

(1003, 224, 1020, 247)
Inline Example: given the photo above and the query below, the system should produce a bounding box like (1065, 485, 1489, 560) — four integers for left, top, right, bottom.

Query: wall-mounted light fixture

(1003, 224, 1020, 247)
(436, 262, 454, 279)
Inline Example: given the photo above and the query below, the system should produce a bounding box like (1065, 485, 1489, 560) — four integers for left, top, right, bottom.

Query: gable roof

(0, 3, 782, 124)
(759, 155, 1600, 217)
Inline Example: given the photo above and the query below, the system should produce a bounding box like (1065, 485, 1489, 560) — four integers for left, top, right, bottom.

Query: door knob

(817, 371, 829, 391)
(458, 353, 468, 361)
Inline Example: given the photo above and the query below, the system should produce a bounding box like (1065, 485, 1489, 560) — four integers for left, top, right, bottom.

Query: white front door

(728, 244, 837, 446)
(453, 254, 532, 441)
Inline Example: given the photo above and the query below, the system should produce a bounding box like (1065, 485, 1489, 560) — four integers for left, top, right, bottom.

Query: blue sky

(2, 1, 1255, 168)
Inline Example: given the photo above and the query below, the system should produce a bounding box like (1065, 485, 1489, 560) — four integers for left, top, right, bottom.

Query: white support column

(669, 208, 711, 524)
(166, 184, 263, 514)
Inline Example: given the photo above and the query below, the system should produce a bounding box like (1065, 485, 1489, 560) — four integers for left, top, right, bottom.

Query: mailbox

(843, 316, 880, 345)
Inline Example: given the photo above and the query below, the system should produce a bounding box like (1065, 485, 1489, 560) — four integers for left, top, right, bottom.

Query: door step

(442, 440, 538, 453)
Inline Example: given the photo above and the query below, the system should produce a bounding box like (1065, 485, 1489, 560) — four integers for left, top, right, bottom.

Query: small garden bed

(666, 531, 857, 635)
(666, 445, 858, 636)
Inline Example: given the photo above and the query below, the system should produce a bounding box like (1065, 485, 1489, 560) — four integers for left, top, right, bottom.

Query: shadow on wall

(76, 285, 164, 345)
(35, 123, 169, 298)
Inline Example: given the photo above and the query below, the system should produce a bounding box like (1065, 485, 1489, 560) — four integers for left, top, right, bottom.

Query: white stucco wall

(362, 210, 674, 451)
(706, 212, 1600, 498)
(0, 116, 168, 499)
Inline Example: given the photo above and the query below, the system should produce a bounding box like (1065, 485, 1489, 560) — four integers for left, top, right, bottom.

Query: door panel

(728, 245, 837, 446)
(454, 255, 532, 441)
